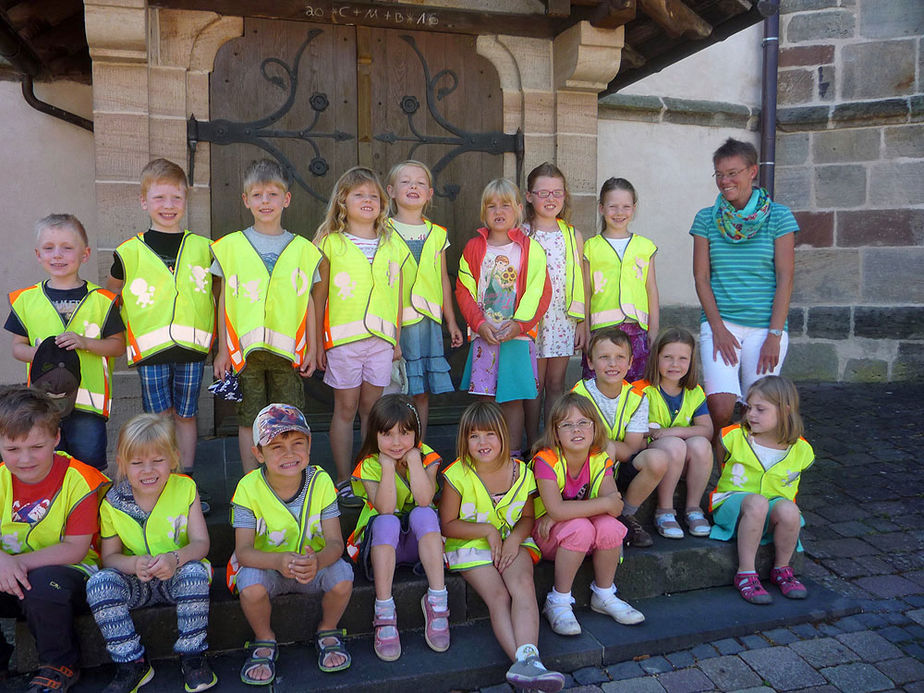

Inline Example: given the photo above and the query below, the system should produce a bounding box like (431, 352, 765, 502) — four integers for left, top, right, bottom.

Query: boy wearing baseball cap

(227, 403, 353, 685)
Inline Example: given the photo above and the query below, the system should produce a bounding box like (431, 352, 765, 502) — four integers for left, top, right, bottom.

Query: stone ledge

(598, 94, 758, 129)
(854, 307, 924, 340)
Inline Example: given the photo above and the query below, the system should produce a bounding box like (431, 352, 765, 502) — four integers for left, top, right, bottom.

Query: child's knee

(408, 505, 441, 537)
(327, 579, 353, 599)
(370, 514, 401, 548)
(771, 499, 801, 526)
(592, 514, 627, 549)
(659, 436, 687, 463)
(555, 517, 595, 553)
(686, 436, 712, 462)
(239, 583, 270, 603)
(740, 493, 770, 517)
(640, 448, 669, 478)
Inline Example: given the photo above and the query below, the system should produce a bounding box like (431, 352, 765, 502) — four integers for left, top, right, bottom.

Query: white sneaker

(590, 590, 645, 625)
(542, 594, 581, 636)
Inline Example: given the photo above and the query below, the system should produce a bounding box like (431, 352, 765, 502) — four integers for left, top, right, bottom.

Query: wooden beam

(639, 0, 711, 39)
(715, 0, 753, 16)
(588, 0, 635, 29)
(546, 0, 571, 17)
(619, 42, 645, 69)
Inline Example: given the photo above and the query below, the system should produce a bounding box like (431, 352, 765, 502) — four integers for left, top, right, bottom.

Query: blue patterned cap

(252, 403, 311, 446)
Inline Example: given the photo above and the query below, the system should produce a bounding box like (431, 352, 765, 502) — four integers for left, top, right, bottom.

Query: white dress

(530, 226, 578, 358)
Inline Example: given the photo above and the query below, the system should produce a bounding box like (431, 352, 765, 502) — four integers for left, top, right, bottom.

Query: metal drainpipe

(758, 1, 781, 197)
(22, 75, 93, 132)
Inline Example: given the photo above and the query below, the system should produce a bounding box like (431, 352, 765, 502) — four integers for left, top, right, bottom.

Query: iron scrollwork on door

(186, 29, 352, 201)
(375, 34, 524, 200)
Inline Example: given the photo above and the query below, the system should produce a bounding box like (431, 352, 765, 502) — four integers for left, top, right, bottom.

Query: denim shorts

(138, 361, 205, 418)
(234, 558, 353, 597)
(58, 410, 108, 471)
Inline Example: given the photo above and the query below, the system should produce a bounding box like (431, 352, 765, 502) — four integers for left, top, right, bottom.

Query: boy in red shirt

(0, 387, 108, 691)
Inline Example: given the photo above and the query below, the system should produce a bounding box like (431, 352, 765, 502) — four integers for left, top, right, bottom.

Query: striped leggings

(86, 561, 211, 663)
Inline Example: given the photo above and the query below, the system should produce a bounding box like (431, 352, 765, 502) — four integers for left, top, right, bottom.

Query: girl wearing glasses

(522, 163, 586, 449)
(530, 392, 644, 636)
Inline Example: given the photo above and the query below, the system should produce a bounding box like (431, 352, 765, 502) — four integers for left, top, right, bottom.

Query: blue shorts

(709, 493, 805, 550)
(138, 361, 205, 417)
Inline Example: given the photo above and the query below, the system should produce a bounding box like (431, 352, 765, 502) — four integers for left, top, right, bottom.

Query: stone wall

(774, 0, 924, 381)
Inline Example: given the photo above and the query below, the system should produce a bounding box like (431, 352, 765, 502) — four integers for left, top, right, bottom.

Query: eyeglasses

(712, 169, 747, 181)
(557, 419, 594, 431)
(530, 190, 565, 199)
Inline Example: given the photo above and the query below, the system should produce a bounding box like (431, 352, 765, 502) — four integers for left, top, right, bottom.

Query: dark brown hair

(524, 162, 571, 228)
(598, 177, 637, 232)
(0, 386, 61, 440)
(712, 138, 758, 168)
(355, 394, 422, 463)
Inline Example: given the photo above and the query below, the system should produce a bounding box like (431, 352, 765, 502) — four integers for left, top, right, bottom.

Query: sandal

(240, 640, 277, 686)
(373, 611, 401, 661)
(684, 509, 711, 537)
(654, 512, 684, 539)
(316, 629, 352, 672)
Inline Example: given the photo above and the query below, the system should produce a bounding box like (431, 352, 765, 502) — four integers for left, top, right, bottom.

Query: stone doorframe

(84, 0, 623, 428)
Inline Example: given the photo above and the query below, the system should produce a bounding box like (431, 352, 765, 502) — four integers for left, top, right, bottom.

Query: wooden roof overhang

(0, 0, 770, 94)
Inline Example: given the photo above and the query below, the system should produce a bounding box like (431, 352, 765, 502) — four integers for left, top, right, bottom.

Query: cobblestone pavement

(480, 382, 924, 693)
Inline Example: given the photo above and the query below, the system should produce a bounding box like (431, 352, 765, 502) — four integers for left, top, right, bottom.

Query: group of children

(0, 155, 815, 693)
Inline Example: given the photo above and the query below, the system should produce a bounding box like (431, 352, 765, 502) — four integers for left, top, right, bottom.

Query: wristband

(172, 550, 180, 568)
(767, 328, 783, 337)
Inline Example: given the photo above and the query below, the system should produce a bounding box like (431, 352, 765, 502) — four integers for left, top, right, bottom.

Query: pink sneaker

(373, 612, 401, 661)
(770, 566, 808, 599)
(735, 572, 773, 605)
(421, 594, 450, 652)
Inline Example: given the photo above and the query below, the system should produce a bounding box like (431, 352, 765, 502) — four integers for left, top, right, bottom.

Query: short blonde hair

(35, 214, 88, 247)
(140, 159, 188, 197)
(114, 413, 181, 480)
(744, 376, 804, 446)
(480, 178, 523, 229)
(456, 401, 510, 468)
(314, 167, 390, 242)
(531, 392, 607, 458)
(385, 160, 434, 216)
(243, 159, 290, 195)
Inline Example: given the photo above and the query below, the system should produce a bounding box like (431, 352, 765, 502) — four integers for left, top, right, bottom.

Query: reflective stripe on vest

(318, 232, 407, 348)
(584, 233, 656, 330)
(558, 219, 586, 320)
(116, 233, 215, 364)
(410, 221, 448, 324)
(636, 380, 707, 428)
(440, 458, 540, 570)
(226, 466, 336, 592)
(571, 379, 644, 442)
(212, 232, 321, 372)
(0, 454, 108, 575)
(710, 425, 814, 510)
(391, 225, 424, 328)
(9, 282, 117, 418)
(531, 448, 612, 518)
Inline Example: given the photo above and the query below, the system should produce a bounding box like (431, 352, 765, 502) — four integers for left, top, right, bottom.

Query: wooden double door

(208, 18, 508, 425)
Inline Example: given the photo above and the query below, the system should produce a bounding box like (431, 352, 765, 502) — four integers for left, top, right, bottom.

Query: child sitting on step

(710, 376, 814, 605)
(87, 413, 214, 693)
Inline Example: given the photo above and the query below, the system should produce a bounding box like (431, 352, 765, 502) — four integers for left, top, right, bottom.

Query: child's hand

(393, 343, 402, 362)
(316, 347, 327, 373)
(0, 553, 30, 599)
(574, 324, 586, 350)
(213, 351, 232, 380)
(298, 358, 316, 378)
(403, 447, 423, 469)
(135, 555, 154, 582)
(648, 426, 662, 441)
(606, 492, 624, 518)
(496, 536, 519, 573)
(448, 323, 464, 349)
(485, 525, 503, 565)
(55, 332, 86, 351)
(497, 321, 520, 343)
(534, 514, 555, 541)
(291, 549, 318, 584)
(277, 551, 304, 580)
(477, 323, 499, 345)
(379, 454, 397, 470)
(148, 552, 178, 581)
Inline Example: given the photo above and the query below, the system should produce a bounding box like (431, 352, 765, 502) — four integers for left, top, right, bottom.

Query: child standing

(522, 163, 586, 448)
(313, 167, 410, 506)
(531, 393, 644, 636)
(0, 387, 109, 691)
(386, 160, 463, 439)
(583, 178, 658, 382)
(572, 328, 670, 548)
(229, 403, 353, 683)
(456, 179, 551, 457)
(636, 328, 714, 539)
(109, 159, 214, 501)
(7, 214, 124, 470)
(439, 401, 564, 693)
(710, 376, 813, 605)
(348, 394, 448, 661)
(87, 414, 215, 692)
(211, 159, 322, 475)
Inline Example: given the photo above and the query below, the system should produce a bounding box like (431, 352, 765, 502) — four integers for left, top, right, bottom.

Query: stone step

(2, 579, 859, 692)
(11, 533, 796, 671)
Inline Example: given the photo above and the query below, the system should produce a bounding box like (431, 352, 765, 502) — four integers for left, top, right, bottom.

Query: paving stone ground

(478, 382, 924, 692)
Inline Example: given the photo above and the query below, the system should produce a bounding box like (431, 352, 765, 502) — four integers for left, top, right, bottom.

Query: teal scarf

(712, 188, 771, 242)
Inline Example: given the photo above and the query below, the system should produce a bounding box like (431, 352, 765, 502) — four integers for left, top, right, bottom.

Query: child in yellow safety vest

(86, 413, 214, 693)
(522, 163, 587, 449)
(229, 403, 353, 684)
(531, 393, 644, 637)
(439, 401, 564, 693)
(582, 177, 659, 382)
(710, 376, 814, 605)
(385, 160, 463, 439)
(212, 159, 322, 477)
(109, 159, 215, 498)
(312, 167, 410, 507)
(635, 327, 714, 540)
(6, 214, 124, 470)
(348, 394, 448, 661)
(0, 387, 108, 691)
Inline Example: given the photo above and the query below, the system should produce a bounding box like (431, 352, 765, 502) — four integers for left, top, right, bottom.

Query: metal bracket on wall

(374, 34, 523, 200)
(186, 29, 353, 200)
